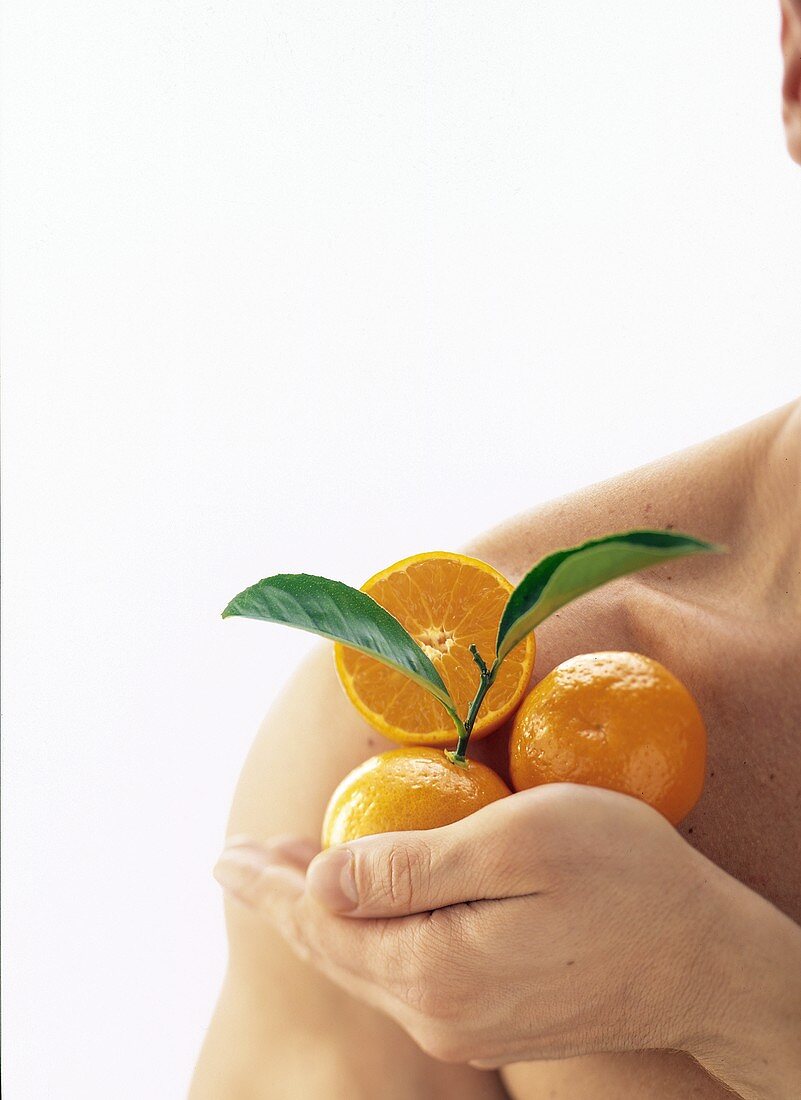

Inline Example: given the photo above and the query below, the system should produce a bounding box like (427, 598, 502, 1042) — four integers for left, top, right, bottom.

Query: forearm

(688, 859, 801, 1100)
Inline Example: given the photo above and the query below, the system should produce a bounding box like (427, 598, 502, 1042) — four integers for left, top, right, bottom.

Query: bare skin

(783, 0, 801, 163)
(187, 8, 801, 1094)
(190, 400, 801, 1099)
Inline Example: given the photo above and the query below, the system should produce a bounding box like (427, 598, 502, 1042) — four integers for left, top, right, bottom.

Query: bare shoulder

(225, 642, 394, 847)
(202, 404, 800, 1100)
(491, 405, 801, 1099)
(463, 399, 800, 589)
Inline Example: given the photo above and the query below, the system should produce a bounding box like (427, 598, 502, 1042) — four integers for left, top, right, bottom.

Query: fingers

(224, 833, 320, 871)
(214, 834, 382, 966)
(214, 836, 417, 997)
(214, 835, 318, 946)
(216, 785, 633, 927)
(305, 787, 557, 919)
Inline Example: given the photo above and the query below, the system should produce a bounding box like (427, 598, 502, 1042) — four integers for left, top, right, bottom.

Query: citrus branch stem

(447, 709, 468, 746)
(446, 646, 502, 765)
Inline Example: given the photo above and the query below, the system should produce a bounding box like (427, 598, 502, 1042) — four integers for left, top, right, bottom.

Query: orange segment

(334, 551, 535, 746)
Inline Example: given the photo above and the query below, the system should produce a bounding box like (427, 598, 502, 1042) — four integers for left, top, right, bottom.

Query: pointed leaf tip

(221, 571, 457, 714)
(495, 529, 719, 662)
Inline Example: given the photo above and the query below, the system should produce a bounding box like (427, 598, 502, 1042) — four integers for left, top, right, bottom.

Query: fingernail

(306, 848, 358, 912)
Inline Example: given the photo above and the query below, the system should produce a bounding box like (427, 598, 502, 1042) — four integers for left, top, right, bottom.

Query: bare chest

(500, 588, 801, 1100)
(635, 595, 801, 922)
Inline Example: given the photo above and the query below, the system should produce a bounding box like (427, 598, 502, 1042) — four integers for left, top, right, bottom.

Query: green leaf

(495, 529, 722, 663)
(222, 573, 456, 715)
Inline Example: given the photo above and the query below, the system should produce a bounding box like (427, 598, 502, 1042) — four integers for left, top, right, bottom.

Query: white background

(2, 2, 798, 1096)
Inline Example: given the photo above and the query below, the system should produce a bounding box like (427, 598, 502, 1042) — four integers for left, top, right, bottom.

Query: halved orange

(333, 551, 536, 745)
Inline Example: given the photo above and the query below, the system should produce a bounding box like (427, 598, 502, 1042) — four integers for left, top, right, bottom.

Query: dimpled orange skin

(509, 652, 707, 826)
(321, 746, 511, 848)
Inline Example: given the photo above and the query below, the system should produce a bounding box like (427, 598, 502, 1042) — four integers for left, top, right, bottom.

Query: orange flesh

(334, 552, 535, 745)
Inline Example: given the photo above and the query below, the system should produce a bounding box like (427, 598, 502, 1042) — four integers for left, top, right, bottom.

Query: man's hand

(214, 787, 753, 1063)
(197, 404, 801, 1099)
(214, 783, 801, 1097)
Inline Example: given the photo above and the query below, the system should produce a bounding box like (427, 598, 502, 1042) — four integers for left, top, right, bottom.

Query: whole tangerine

(322, 746, 510, 848)
(509, 651, 706, 825)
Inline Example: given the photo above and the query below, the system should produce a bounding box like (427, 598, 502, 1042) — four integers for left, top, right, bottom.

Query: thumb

(305, 787, 549, 918)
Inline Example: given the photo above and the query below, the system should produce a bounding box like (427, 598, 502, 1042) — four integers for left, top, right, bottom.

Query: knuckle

(426, 906, 473, 956)
(413, 910, 468, 981)
(415, 907, 480, 975)
(506, 788, 577, 885)
(415, 1025, 471, 1064)
(401, 922, 471, 1025)
(395, 959, 452, 1022)
(518, 784, 567, 832)
(372, 838, 433, 910)
(387, 844, 418, 906)
(402, 977, 444, 1018)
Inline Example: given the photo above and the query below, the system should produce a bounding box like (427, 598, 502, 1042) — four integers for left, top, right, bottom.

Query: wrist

(684, 858, 801, 1100)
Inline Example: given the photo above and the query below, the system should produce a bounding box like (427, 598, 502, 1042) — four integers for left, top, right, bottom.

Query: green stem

(469, 643, 490, 678)
(446, 709, 468, 748)
(446, 647, 501, 766)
